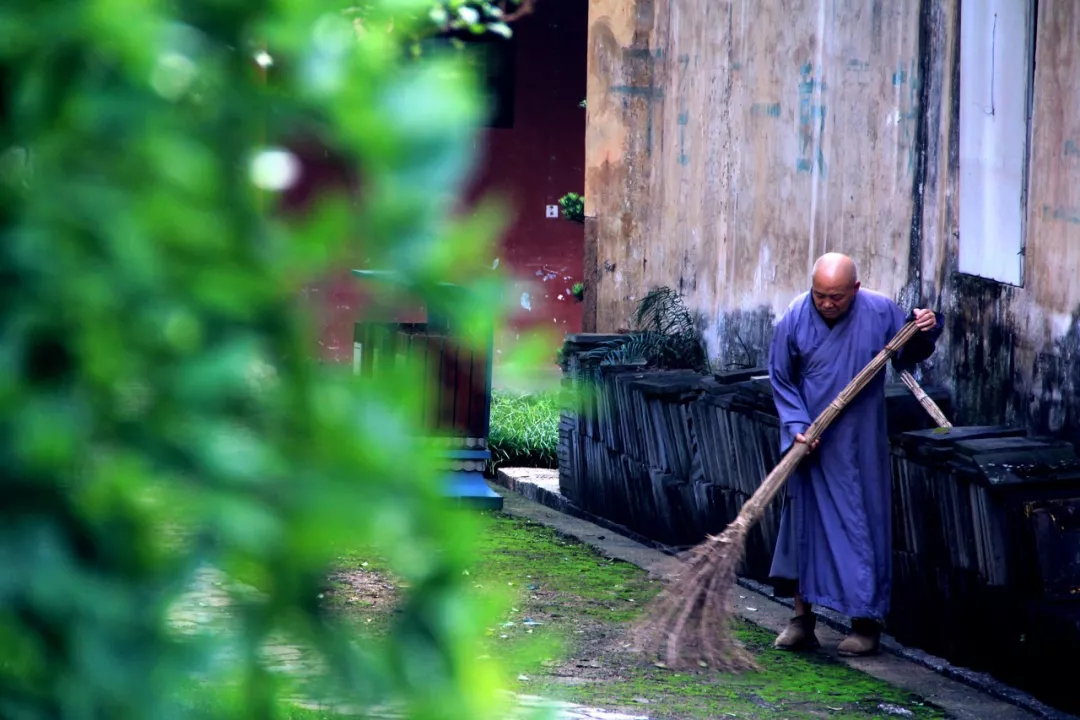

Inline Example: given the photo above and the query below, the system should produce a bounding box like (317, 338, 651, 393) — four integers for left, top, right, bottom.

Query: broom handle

(730, 321, 922, 527)
(898, 369, 952, 428)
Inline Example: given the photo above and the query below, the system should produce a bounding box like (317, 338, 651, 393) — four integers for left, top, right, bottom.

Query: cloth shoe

(837, 618, 881, 656)
(773, 614, 820, 651)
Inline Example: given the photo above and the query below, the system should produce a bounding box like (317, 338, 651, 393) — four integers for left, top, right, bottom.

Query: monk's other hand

(795, 433, 820, 451)
(913, 308, 937, 331)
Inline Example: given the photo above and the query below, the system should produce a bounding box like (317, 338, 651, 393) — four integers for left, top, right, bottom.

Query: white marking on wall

(753, 243, 772, 293)
(1052, 313, 1075, 338)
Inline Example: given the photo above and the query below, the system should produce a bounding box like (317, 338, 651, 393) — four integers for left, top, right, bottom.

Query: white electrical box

(545, 205, 559, 218)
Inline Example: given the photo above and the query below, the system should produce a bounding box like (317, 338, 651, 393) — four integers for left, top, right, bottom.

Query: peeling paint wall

(586, 0, 1080, 439)
(883, 0, 1080, 438)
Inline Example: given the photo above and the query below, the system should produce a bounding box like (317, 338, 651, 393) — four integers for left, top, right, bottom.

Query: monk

(766, 252, 941, 656)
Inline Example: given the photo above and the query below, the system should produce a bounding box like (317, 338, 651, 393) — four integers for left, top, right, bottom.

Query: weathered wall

(926, 0, 1080, 439)
(870, 0, 1080, 437)
(586, 0, 1080, 439)
(586, 0, 926, 360)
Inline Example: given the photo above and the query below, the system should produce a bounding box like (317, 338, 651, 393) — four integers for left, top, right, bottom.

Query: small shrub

(558, 192, 585, 223)
(488, 391, 559, 472)
(582, 286, 710, 372)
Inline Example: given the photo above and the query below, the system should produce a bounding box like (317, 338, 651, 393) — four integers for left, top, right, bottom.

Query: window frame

(955, 0, 1039, 287)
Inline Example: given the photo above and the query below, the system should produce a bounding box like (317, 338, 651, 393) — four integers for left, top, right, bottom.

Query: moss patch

(326, 512, 946, 720)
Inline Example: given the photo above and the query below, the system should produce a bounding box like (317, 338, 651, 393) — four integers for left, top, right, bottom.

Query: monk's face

(811, 272, 860, 321)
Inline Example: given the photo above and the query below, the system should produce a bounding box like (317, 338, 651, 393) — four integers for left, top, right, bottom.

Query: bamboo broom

(633, 320, 925, 671)
(898, 369, 952, 428)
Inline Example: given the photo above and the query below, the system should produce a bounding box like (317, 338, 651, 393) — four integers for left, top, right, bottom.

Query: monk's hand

(795, 433, 820, 452)
(913, 307, 937, 331)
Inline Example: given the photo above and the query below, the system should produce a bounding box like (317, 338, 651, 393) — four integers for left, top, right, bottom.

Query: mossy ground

(326, 512, 946, 720)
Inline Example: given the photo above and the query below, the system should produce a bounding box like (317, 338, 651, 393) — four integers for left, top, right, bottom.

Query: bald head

(812, 252, 858, 286)
(810, 253, 860, 322)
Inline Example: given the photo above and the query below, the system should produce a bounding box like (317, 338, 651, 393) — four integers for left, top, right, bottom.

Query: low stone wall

(889, 427, 1080, 711)
(557, 333, 1080, 716)
(556, 336, 952, 565)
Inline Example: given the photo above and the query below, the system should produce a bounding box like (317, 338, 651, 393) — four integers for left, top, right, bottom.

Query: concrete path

(493, 468, 1078, 720)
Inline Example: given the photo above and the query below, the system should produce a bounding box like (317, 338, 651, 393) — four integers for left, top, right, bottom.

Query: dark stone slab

(563, 333, 630, 344)
(890, 426, 1080, 716)
(1027, 498, 1080, 601)
(713, 367, 768, 385)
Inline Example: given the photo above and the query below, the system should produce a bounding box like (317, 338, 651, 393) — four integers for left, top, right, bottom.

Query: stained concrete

(492, 468, 1079, 720)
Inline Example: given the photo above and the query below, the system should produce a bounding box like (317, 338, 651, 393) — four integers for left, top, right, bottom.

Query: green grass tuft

(488, 391, 559, 472)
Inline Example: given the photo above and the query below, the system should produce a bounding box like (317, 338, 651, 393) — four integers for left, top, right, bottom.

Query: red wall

(294, 1, 588, 368)
(465, 0, 588, 368)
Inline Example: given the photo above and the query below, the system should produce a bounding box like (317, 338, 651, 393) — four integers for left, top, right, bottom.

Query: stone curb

(492, 468, 1079, 720)
(734, 576, 1077, 720)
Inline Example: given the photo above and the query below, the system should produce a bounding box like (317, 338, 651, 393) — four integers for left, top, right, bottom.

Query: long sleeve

(889, 303, 943, 370)
(769, 312, 812, 452)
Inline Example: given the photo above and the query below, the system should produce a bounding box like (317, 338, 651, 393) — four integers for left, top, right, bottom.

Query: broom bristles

(632, 514, 759, 671)
(632, 321, 924, 671)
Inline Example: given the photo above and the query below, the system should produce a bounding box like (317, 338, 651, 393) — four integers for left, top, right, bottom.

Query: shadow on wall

(711, 308, 777, 373)
(706, 280, 1080, 450)
(944, 272, 1080, 445)
(944, 273, 1019, 428)
(582, 272, 1079, 455)
(1033, 305, 1080, 441)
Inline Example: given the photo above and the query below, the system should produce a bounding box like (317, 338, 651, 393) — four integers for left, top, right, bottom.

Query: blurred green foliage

(350, 0, 530, 48)
(422, 0, 530, 39)
(0, 0, 533, 718)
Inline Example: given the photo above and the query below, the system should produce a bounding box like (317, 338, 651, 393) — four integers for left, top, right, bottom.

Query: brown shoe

(774, 614, 820, 651)
(838, 618, 881, 656)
